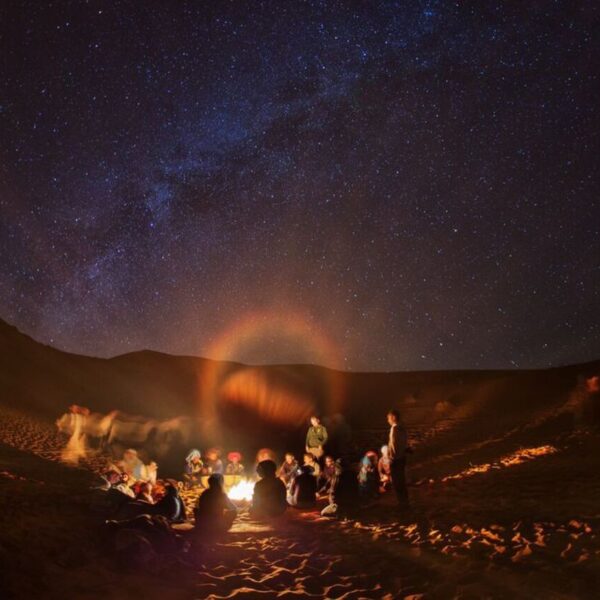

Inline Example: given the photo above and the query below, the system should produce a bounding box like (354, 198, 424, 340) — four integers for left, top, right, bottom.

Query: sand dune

(1, 318, 600, 598)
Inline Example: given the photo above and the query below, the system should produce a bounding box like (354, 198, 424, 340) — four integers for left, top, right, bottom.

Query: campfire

(227, 479, 255, 503)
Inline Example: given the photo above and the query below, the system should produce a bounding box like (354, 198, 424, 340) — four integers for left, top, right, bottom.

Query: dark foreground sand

(1, 404, 600, 599)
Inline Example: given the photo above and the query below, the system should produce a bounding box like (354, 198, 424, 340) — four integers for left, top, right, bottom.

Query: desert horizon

(2, 2, 599, 598)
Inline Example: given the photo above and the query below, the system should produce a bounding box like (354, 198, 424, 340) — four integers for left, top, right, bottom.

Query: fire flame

(228, 479, 255, 502)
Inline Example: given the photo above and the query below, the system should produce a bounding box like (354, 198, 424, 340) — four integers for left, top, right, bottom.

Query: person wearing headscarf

(184, 449, 204, 488)
(225, 451, 245, 476)
(358, 451, 380, 501)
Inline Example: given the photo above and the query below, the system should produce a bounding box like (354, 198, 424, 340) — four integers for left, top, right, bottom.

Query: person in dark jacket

(194, 474, 237, 534)
(288, 465, 317, 509)
(250, 460, 287, 519)
(154, 482, 186, 523)
(321, 459, 359, 518)
(318, 455, 336, 495)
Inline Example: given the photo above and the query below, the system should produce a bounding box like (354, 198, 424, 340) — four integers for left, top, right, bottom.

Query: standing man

(306, 415, 328, 459)
(387, 409, 409, 508)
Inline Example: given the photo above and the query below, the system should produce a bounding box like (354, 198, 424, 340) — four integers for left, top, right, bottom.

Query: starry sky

(1, 1, 599, 371)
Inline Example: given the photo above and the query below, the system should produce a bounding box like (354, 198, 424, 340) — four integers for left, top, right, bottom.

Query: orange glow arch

(195, 311, 345, 433)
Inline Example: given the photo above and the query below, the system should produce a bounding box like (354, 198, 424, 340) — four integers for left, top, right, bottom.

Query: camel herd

(55, 408, 194, 455)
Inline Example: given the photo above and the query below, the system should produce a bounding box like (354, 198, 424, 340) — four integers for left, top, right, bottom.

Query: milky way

(1, 1, 599, 370)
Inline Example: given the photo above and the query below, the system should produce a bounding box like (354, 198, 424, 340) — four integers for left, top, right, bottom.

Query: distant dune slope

(1, 318, 598, 447)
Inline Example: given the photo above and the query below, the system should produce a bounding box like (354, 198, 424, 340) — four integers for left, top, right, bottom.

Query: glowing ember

(228, 479, 255, 502)
(442, 445, 558, 482)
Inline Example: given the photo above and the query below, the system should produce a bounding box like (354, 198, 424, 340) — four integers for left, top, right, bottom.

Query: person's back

(251, 460, 287, 518)
(336, 467, 359, 510)
(154, 484, 186, 522)
(195, 474, 236, 533)
(289, 468, 317, 508)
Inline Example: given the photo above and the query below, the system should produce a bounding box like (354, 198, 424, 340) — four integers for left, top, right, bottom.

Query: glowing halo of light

(195, 310, 345, 433)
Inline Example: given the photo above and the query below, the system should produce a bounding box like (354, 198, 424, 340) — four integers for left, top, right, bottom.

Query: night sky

(1, 1, 599, 371)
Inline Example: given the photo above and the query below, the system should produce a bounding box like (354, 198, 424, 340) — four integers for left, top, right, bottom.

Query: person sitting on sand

(154, 482, 186, 523)
(318, 455, 336, 495)
(96, 469, 122, 491)
(305, 415, 328, 459)
(114, 472, 136, 498)
(321, 459, 359, 518)
(358, 451, 380, 501)
(303, 452, 321, 478)
(278, 453, 299, 487)
(288, 464, 317, 509)
(225, 451, 245, 476)
(250, 460, 287, 519)
(120, 448, 145, 481)
(378, 445, 392, 490)
(194, 473, 237, 534)
(203, 448, 224, 475)
(136, 481, 155, 505)
(184, 449, 204, 488)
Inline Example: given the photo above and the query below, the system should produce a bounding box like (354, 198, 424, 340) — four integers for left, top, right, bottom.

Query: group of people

(183, 448, 245, 488)
(189, 411, 410, 530)
(95, 410, 410, 535)
(96, 456, 186, 523)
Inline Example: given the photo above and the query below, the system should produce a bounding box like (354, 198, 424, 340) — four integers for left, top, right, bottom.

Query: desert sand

(1, 319, 600, 598)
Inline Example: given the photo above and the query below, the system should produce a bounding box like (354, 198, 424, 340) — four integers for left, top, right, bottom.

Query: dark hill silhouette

(1, 317, 599, 453)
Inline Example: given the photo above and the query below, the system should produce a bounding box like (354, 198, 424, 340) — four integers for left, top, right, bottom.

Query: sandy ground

(1, 404, 600, 599)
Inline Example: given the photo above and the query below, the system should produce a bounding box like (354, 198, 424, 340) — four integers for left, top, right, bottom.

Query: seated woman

(250, 460, 287, 519)
(225, 451, 245, 476)
(288, 464, 317, 509)
(184, 449, 204, 489)
(194, 474, 237, 534)
(358, 451, 380, 501)
(278, 453, 299, 487)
